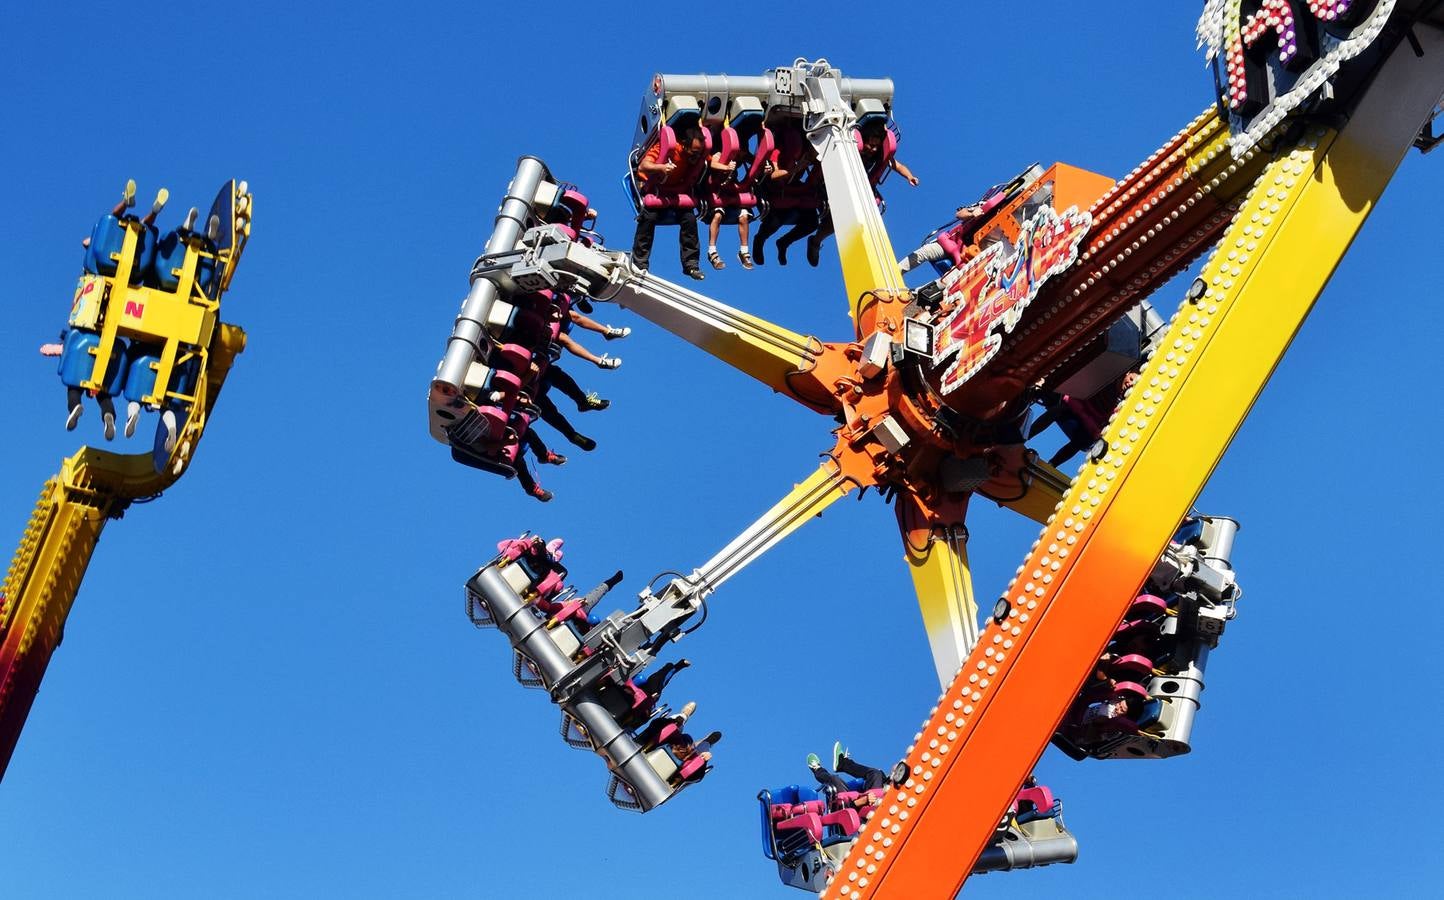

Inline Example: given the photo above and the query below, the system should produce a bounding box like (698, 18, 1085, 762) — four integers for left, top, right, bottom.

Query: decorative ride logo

(124, 300, 146, 319)
(930, 205, 1092, 395)
(1198, 0, 1396, 155)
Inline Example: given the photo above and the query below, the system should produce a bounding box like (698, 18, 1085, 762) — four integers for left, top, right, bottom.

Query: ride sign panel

(929, 205, 1092, 395)
(1197, 0, 1397, 154)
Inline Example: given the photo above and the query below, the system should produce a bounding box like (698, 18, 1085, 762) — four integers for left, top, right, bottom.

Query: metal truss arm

(606, 271, 839, 412)
(658, 460, 865, 611)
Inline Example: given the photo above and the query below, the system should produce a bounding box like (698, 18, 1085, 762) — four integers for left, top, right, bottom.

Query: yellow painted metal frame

(84, 186, 250, 411)
(835, 30, 1444, 898)
(1, 183, 252, 779)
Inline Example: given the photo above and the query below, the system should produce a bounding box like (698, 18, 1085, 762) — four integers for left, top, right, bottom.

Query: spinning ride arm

(836, 29, 1444, 899)
(798, 68, 908, 326)
(646, 459, 866, 614)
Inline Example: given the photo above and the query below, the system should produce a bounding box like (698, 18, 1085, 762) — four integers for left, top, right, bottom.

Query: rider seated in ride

(805, 742, 905, 807)
(40, 330, 122, 440)
(703, 128, 755, 270)
(799, 119, 918, 267)
(750, 128, 819, 267)
(633, 699, 697, 751)
(664, 729, 721, 787)
(631, 124, 708, 280)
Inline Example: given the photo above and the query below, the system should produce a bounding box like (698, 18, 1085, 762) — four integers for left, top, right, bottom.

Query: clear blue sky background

(3, 3, 1440, 897)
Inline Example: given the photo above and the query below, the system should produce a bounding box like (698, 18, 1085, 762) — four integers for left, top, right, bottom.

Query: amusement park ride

(434, 1, 1444, 897)
(4, 1, 1443, 897)
(0, 179, 252, 778)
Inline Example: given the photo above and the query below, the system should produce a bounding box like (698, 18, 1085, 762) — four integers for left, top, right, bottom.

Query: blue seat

(150, 229, 218, 294)
(84, 215, 155, 285)
(124, 349, 199, 406)
(1137, 698, 1164, 729)
(58, 329, 125, 393)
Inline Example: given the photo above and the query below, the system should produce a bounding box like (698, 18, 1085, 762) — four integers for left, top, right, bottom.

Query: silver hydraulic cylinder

(432, 156, 550, 402)
(974, 831, 1080, 872)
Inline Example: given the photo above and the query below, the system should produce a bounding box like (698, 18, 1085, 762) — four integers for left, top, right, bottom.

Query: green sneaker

(833, 741, 847, 769)
(805, 753, 821, 769)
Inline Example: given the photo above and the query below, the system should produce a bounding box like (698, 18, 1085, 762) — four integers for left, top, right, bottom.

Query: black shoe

(684, 268, 705, 281)
(889, 761, 909, 787)
(569, 433, 597, 451)
(603, 569, 624, 589)
(752, 237, 766, 266)
(530, 485, 554, 502)
(806, 238, 821, 267)
(540, 451, 567, 465)
(578, 392, 610, 412)
(776, 241, 790, 266)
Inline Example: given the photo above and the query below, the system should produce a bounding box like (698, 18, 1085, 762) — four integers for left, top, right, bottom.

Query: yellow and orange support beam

(835, 27, 1444, 900)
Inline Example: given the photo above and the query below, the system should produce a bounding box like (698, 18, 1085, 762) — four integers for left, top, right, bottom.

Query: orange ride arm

(834, 31, 1444, 900)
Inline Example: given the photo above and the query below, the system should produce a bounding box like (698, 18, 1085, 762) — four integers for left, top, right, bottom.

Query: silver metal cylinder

(657, 73, 894, 104)
(473, 565, 674, 811)
(478, 566, 574, 685)
(569, 695, 674, 810)
(975, 832, 1079, 871)
(435, 156, 549, 391)
(1202, 515, 1240, 564)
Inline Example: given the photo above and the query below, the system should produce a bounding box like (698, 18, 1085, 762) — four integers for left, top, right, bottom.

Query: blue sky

(2, 3, 1441, 897)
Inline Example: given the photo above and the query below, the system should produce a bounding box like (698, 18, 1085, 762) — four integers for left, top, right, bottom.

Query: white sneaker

(161, 409, 178, 454)
(65, 405, 82, 431)
(102, 412, 116, 441)
(125, 401, 140, 438)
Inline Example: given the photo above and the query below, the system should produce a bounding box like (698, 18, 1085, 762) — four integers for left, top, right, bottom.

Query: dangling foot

(540, 451, 567, 466)
(102, 411, 116, 441)
(569, 433, 597, 451)
(529, 485, 554, 503)
(161, 409, 178, 454)
(125, 401, 141, 438)
(678, 700, 697, 721)
(142, 188, 170, 227)
(684, 267, 705, 281)
(776, 240, 791, 266)
(806, 752, 822, 770)
(806, 237, 822, 267)
(603, 325, 630, 341)
(597, 355, 622, 370)
(113, 179, 137, 217)
(889, 761, 909, 788)
(832, 741, 847, 770)
(65, 405, 82, 431)
(738, 248, 754, 270)
(708, 249, 725, 270)
(577, 392, 610, 412)
(751, 236, 766, 266)
(174, 439, 191, 476)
